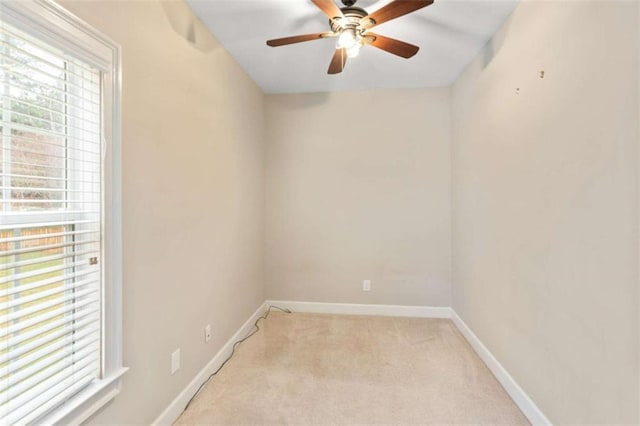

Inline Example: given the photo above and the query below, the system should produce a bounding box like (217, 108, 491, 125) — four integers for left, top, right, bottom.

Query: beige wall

(451, 1, 639, 424)
(59, 1, 265, 424)
(265, 89, 452, 306)
(43, 1, 640, 424)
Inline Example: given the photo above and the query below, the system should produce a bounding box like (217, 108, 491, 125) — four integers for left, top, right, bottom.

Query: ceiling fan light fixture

(336, 28, 358, 49)
(346, 43, 361, 58)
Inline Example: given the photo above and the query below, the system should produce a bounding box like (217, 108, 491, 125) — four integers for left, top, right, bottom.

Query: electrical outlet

(171, 348, 180, 375)
(205, 324, 212, 343)
(363, 279, 371, 291)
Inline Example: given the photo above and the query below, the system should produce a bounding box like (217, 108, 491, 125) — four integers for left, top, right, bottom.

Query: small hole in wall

(516, 87, 520, 94)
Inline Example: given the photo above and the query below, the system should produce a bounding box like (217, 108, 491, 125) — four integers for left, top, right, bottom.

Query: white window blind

(0, 18, 103, 426)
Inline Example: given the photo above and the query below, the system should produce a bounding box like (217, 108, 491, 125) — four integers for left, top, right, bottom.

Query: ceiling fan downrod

(341, 0, 357, 6)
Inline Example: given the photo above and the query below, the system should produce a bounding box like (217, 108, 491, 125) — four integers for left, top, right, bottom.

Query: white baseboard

(451, 311, 551, 425)
(151, 301, 268, 426)
(152, 300, 549, 426)
(266, 300, 453, 318)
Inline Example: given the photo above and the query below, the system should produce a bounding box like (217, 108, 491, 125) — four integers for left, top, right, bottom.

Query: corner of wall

(448, 83, 456, 311)
(637, 2, 640, 423)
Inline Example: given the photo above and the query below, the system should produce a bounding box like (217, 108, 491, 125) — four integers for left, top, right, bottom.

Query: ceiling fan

(266, 0, 434, 75)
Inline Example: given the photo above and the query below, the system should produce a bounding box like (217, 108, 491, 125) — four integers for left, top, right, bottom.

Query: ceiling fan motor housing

(330, 7, 371, 33)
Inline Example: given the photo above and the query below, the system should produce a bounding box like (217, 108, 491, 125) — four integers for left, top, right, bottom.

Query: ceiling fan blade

(361, 0, 433, 29)
(311, 0, 344, 20)
(367, 33, 419, 58)
(328, 48, 347, 74)
(267, 32, 334, 47)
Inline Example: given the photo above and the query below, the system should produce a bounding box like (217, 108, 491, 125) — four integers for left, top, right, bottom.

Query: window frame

(0, 0, 125, 424)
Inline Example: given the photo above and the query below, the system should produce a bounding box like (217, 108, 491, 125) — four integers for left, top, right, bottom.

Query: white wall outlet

(171, 348, 180, 375)
(205, 324, 212, 343)
(363, 279, 371, 291)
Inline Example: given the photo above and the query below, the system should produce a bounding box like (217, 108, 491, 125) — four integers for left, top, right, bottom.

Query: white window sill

(40, 367, 129, 426)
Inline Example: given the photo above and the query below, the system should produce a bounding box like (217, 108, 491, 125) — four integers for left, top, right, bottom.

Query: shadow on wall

(410, 14, 481, 40)
(268, 92, 331, 109)
(482, 11, 511, 68)
(161, 1, 219, 53)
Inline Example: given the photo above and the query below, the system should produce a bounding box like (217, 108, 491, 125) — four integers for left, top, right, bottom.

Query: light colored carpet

(175, 312, 529, 425)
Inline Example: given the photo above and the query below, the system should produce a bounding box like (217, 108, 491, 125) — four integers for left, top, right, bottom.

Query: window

(0, 1, 124, 424)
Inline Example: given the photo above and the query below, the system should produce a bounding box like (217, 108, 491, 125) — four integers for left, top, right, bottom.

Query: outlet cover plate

(171, 349, 180, 375)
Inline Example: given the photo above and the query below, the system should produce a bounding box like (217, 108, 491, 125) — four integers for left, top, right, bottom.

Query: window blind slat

(0, 331, 99, 380)
(2, 368, 96, 425)
(0, 214, 101, 228)
(0, 79, 98, 122)
(3, 108, 101, 136)
(0, 75, 100, 109)
(0, 238, 100, 257)
(0, 296, 99, 338)
(0, 261, 99, 287)
(0, 276, 99, 311)
(0, 218, 99, 231)
(0, 284, 99, 329)
(3, 144, 103, 164)
(2, 172, 101, 185)
(1, 187, 101, 196)
(4, 199, 101, 205)
(0, 67, 101, 107)
(0, 350, 99, 404)
(0, 356, 98, 422)
(0, 248, 97, 271)
(0, 315, 100, 364)
(1, 307, 99, 358)
(0, 332, 100, 393)
(6, 135, 101, 159)
(3, 157, 101, 175)
(0, 50, 102, 97)
(0, 227, 97, 244)
(0, 262, 100, 294)
(1, 120, 101, 147)
(2, 95, 100, 127)
(0, 25, 101, 76)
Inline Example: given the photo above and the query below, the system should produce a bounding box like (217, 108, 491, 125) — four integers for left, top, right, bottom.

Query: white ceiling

(186, 0, 519, 93)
